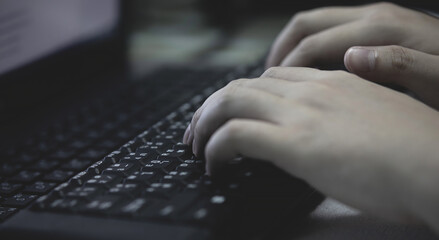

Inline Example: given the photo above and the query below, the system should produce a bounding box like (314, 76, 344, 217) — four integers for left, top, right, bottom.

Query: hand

(266, 2, 439, 68)
(183, 67, 439, 231)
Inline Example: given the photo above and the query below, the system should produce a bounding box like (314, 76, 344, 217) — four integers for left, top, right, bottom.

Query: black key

(114, 129, 134, 140)
(48, 198, 84, 212)
(79, 148, 108, 159)
(113, 198, 150, 217)
(52, 182, 75, 197)
(79, 195, 122, 214)
(0, 207, 18, 221)
(108, 183, 141, 197)
(61, 158, 92, 171)
(125, 171, 158, 185)
(2, 193, 38, 208)
(66, 186, 101, 200)
(96, 138, 122, 149)
(29, 159, 59, 172)
(49, 149, 75, 161)
(10, 170, 42, 183)
(120, 139, 143, 154)
(142, 160, 176, 174)
(173, 142, 191, 151)
(87, 158, 114, 175)
(43, 170, 74, 183)
(85, 174, 121, 189)
(152, 121, 170, 132)
(104, 150, 125, 164)
(143, 192, 199, 219)
(66, 139, 92, 151)
(120, 152, 152, 165)
(143, 141, 174, 153)
(23, 181, 56, 195)
(175, 160, 204, 174)
(15, 153, 39, 164)
(135, 130, 154, 143)
(182, 195, 228, 225)
(0, 163, 23, 177)
(143, 183, 177, 199)
(162, 171, 195, 184)
(0, 182, 23, 196)
(69, 171, 93, 186)
(135, 145, 160, 158)
(102, 163, 137, 177)
(159, 149, 193, 161)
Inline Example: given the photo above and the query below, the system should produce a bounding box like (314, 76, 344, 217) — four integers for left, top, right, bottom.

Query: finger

(187, 87, 232, 146)
(182, 124, 191, 144)
(205, 119, 286, 176)
(344, 45, 439, 108)
(261, 66, 325, 82)
(266, 5, 371, 68)
(192, 87, 285, 157)
(279, 20, 400, 68)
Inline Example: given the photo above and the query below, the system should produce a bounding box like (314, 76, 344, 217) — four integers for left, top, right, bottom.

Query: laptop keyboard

(0, 65, 320, 235)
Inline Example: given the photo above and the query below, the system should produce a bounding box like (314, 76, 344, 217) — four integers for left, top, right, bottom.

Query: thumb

(344, 45, 439, 109)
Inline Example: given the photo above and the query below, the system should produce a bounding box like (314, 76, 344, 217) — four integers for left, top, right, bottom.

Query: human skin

(182, 1, 439, 233)
(183, 67, 439, 232)
(266, 2, 439, 109)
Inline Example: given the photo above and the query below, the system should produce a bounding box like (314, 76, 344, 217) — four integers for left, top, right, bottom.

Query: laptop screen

(0, 0, 119, 76)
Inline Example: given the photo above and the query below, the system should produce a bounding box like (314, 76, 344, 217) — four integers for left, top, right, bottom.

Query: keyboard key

(23, 181, 56, 195)
(125, 171, 158, 186)
(102, 163, 137, 177)
(66, 186, 101, 200)
(143, 183, 178, 199)
(44, 170, 75, 183)
(29, 159, 59, 172)
(79, 148, 108, 159)
(0, 163, 23, 177)
(61, 158, 92, 171)
(142, 160, 176, 174)
(162, 171, 195, 184)
(69, 171, 93, 186)
(49, 149, 75, 161)
(113, 198, 150, 217)
(10, 171, 42, 183)
(0, 182, 23, 196)
(2, 193, 38, 208)
(15, 153, 39, 164)
(142, 193, 198, 219)
(85, 174, 121, 189)
(79, 195, 122, 214)
(48, 198, 84, 212)
(87, 158, 114, 175)
(108, 183, 141, 197)
(0, 207, 18, 221)
(159, 148, 193, 161)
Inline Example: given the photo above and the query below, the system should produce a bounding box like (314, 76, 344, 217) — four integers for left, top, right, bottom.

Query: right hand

(266, 2, 439, 68)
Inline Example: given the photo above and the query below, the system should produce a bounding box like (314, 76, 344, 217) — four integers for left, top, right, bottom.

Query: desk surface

(278, 198, 438, 240)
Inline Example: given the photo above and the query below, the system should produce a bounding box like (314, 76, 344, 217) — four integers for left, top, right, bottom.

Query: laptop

(0, 1, 323, 239)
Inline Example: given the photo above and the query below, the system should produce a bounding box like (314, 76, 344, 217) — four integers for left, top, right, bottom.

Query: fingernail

(192, 137, 198, 157)
(345, 47, 377, 72)
(183, 124, 190, 143)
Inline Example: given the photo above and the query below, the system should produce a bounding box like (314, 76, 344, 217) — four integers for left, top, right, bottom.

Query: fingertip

(344, 48, 354, 72)
(344, 47, 377, 73)
(182, 124, 191, 144)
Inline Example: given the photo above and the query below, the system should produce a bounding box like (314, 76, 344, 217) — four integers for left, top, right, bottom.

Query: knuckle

(389, 46, 414, 71)
(290, 11, 308, 29)
(295, 36, 316, 55)
(370, 2, 397, 12)
(262, 67, 282, 78)
(219, 120, 243, 142)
